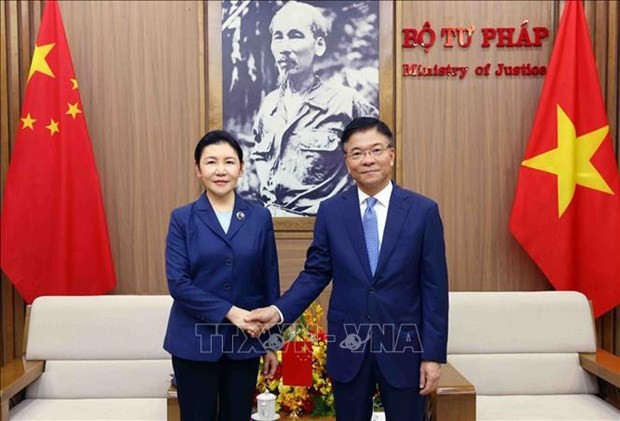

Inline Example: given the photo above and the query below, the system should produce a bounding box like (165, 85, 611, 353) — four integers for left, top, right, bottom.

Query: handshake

(224, 305, 284, 380)
(225, 305, 281, 338)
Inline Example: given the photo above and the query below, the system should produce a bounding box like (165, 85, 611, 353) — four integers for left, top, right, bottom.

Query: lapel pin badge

(236, 211, 245, 221)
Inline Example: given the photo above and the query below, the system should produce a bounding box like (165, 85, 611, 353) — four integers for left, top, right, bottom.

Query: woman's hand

(226, 306, 261, 336)
(262, 350, 278, 379)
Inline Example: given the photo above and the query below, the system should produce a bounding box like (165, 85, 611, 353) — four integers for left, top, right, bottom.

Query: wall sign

(401, 21, 550, 79)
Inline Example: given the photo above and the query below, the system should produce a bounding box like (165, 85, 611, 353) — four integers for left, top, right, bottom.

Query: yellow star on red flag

(21, 113, 36, 130)
(66, 102, 82, 119)
(522, 105, 612, 217)
(28, 43, 55, 82)
(45, 119, 59, 136)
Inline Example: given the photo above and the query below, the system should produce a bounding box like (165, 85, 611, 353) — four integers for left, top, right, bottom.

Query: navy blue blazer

(277, 184, 449, 387)
(163, 193, 280, 361)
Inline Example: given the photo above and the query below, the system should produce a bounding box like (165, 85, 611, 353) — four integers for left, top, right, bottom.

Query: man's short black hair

(340, 117, 393, 151)
(194, 130, 243, 164)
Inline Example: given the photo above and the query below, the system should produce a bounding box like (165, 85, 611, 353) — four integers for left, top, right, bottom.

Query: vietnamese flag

(0, 0, 116, 303)
(509, 0, 620, 318)
(282, 341, 313, 387)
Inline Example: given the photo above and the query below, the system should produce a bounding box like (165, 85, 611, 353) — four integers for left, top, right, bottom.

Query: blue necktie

(363, 197, 379, 275)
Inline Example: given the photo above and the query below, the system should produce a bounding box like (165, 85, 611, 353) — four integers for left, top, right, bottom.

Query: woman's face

(195, 142, 243, 198)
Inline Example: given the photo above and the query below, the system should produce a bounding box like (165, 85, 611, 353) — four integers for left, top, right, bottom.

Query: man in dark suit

(247, 117, 449, 420)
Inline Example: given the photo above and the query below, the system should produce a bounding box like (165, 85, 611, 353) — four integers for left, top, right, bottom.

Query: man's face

(270, 11, 322, 77)
(344, 128, 395, 196)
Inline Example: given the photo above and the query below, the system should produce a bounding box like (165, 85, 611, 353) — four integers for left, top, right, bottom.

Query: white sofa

(437, 291, 620, 420)
(3, 293, 618, 421)
(1, 295, 173, 421)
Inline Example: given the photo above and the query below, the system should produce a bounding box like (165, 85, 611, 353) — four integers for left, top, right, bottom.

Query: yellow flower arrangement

(256, 303, 335, 417)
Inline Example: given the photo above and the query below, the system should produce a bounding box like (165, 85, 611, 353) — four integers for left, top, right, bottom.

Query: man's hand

(245, 306, 280, 337)
(419, 361, 441, 395)
(226, 306, 261, 337)
(262, 350, 278, 379)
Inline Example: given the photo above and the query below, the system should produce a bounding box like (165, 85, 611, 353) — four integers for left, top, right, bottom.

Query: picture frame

(205, 0, 396, 236)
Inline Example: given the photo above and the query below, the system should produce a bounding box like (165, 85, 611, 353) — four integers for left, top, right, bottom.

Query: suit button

(369, 287, 375, 293)
(366, 315, 370, 321)
(226, 259, 232, 266)
(224, 283, 230, 290)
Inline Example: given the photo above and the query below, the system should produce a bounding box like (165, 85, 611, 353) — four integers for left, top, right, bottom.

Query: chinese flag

(509, 0, 620, 318)
(282, 341, 313, 386)
(0, 0, 116, 303)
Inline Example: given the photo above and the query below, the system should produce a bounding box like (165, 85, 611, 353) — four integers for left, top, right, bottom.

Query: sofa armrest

(0, 359, 44, 421)
(427, 362, 476, 421)
(579, 349, 620, 388)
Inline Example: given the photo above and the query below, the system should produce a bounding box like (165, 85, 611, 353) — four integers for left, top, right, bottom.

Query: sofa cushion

(448, 292, 596, 354)
(26, 295, 172, 360)
(476, 395, 620, 420)
(10, 398, 166, 420)
(25, 360, 172, 399)
(448, 353, 597, 395)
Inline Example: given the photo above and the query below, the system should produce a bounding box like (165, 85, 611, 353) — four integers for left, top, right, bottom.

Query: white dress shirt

(357, 181, 392, 249)
(271, 182, 394, 325)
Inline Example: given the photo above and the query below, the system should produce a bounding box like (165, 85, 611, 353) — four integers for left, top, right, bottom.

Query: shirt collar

(271, 76, 326, 114)
(304, 77, 328, 110)
(358, 181, 393, 207)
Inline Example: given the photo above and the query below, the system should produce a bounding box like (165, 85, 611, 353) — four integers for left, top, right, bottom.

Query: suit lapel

(373, 185, 410, 283)
(342, 187, 373, 281)
(194, 193, 229, 244)
(227, 193, 252, 241)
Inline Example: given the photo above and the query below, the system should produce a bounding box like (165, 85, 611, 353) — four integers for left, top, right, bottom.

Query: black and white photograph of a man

(222, 0, 379, 216)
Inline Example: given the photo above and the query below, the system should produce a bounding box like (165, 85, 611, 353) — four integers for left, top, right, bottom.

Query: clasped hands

(225, 305, 281, 378)
(226, 305, 280, 338)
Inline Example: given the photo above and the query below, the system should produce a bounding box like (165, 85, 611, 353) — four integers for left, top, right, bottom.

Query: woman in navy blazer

(164, 130, 280, 420)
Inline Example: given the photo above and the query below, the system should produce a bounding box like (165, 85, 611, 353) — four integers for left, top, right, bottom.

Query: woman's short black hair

(340, 117, 393, 151)
(194, 130, 244, 164)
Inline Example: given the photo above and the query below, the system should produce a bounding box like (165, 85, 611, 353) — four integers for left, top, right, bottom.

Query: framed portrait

(206, 0, 395, 235)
